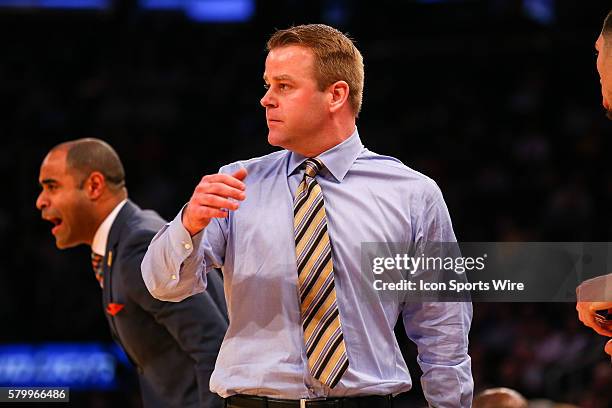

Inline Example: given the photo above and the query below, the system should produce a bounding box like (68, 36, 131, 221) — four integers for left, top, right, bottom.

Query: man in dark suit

(36, 138, 228, 407)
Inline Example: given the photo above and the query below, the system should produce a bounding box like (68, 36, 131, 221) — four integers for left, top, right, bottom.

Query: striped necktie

(91, 252, 104, 288)
(294, 158, 348, 388)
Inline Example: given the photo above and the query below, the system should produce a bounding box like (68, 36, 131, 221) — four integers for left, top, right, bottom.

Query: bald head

(52, 138, 126, 193)
(473, 388, 528, 408)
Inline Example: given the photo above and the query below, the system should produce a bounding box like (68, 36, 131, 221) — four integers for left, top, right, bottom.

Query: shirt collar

(287, 127, 363, 182)
(91, 199, 128, 255)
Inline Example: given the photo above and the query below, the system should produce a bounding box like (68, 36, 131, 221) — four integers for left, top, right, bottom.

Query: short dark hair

(54, 138, 126, 191)
(603, 10, 612, 39)
(267, 24, 364, 117)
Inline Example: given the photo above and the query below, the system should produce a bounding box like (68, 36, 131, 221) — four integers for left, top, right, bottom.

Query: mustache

(41, 210, 60, 220)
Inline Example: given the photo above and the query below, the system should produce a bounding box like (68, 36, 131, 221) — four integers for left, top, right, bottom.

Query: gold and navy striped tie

(294, 158, 348, 388)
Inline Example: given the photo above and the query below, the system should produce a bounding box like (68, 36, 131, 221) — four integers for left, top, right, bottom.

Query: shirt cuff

(167, 204, 204, 259)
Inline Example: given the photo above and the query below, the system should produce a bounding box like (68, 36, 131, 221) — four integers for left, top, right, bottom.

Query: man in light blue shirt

(142, 24, 472, 408)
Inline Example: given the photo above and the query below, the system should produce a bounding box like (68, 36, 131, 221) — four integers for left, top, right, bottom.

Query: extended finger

(193, 194, 240, 211)
(581, 312, 612, 336)
(200, 173, 246, 191)
(196, 182, 246, 201)
(589, 301, 612, 311)
(191, 205, 229, 220)
(578, 304, 601, 329)
(232, 167, 248, 181)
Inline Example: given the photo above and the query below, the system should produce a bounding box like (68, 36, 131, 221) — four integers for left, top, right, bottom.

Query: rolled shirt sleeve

(403, 301, 473, 408)
(403, 182, 473, 407)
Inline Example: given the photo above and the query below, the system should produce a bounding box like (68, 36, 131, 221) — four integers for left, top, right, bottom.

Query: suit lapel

(106, 200, 138, 254)
(104, 201, 138, 333)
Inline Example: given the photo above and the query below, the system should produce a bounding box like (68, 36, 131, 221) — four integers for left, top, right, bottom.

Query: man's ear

(329, 81, 350, 113)
(85, 171, 106, 200)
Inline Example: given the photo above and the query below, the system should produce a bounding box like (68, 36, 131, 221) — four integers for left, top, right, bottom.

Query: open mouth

(48, 217, 63, 234)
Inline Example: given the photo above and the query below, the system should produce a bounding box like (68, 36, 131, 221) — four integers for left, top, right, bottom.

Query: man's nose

(260, 89, 277, 108)
(36, 192, 47, 210)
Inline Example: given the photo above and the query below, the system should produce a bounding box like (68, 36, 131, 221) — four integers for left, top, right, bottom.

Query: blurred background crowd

(1, 0, 611, 406)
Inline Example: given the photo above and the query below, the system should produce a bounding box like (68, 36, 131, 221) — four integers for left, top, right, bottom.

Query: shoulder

(218, 150, 289, 178)
(118, 207, 167, 252)
(114, 209, 167, 288)
(354, 149, 443, 202)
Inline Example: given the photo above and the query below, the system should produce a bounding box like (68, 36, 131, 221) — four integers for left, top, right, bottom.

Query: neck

(297, 119, 356, 157)
(87, 192, 127, 246)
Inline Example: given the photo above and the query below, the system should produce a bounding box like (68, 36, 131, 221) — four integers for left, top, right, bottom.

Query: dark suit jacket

(102, 200, 228, 408)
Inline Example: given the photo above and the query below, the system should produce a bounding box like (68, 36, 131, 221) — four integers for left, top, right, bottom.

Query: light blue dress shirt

(141, 129, 473, 407)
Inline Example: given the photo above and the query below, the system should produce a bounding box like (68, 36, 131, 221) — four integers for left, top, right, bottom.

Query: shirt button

(184, 243, 192, 250)
(171, 274, 177, 280)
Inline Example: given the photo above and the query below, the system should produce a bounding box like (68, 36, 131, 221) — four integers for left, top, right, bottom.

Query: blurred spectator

(473, 387, 528, 408)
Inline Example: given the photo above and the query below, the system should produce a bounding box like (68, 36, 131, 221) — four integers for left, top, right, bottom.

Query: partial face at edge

(35, 149, 96, 249)
(596, 34, 612, 119)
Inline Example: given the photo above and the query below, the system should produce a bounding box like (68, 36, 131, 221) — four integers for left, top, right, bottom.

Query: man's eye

(279, 84, 289, 90)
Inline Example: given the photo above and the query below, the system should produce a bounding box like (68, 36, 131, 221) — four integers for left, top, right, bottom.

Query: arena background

(1, 0, 611, 406)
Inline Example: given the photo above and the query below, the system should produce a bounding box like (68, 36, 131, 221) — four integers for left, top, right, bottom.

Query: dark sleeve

(119, 228, 228, 369)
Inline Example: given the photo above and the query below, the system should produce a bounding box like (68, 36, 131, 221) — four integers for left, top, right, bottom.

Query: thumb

(232, 167, 248, 181)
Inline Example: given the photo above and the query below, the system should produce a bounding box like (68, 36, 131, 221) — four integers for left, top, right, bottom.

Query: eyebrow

(40, 178, 58, 186)
(263, 74, 294, 82)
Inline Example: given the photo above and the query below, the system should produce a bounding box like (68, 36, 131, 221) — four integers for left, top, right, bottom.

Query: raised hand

(182, 168, 247, 236)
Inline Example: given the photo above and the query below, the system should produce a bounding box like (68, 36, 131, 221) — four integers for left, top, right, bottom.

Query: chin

(55, 240, 72, 250)
(267, 131, 289, 148)
(55, 237, 79, 250)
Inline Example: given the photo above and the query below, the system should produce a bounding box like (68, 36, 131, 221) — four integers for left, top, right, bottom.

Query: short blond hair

(267, 24, 364, 117)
